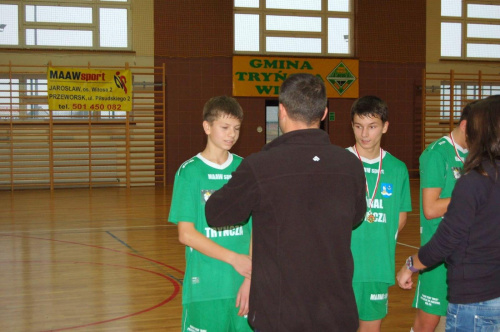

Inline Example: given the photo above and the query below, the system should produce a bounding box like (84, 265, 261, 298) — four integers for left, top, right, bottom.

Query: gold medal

(353, 146, 383, 224)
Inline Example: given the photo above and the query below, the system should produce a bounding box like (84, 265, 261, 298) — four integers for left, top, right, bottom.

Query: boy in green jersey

(168, 96, 253, 332)
(348, 96, 412, 332)
(410, 103, 470, 332)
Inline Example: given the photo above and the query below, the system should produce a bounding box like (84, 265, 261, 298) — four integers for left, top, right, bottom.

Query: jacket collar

(262, 128, 330, 151)
(481, 159, 500, 181)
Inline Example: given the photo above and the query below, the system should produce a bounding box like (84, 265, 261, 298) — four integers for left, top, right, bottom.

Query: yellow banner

(47, 67, 133, 111)
(233, 56, 359, 98)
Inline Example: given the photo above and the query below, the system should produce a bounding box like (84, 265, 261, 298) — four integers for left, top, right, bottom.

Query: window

(0, 78, 20, 120)
(440, 84, 463, 120)
(441, 0, 500, 60)
(0, 0, 130, 50)
(440, 82, 500, 120)
(234, 0, 353, 56)
(265, 100, 281, 143)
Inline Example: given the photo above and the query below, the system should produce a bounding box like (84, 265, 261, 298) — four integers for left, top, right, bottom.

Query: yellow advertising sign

(47, 67, 133, 111)
(233, 56, 359, 98)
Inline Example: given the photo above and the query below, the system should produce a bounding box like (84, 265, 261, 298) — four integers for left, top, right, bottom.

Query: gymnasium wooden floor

(1, 180, 424, 331)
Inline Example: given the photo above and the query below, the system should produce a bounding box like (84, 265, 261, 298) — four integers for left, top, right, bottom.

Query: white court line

(396, 242, 420, 250)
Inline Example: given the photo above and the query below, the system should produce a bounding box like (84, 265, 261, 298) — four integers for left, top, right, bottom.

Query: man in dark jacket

(205, 73, 367, 332)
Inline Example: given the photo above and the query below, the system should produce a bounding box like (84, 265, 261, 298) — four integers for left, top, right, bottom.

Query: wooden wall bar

(0, 62, 166, 191)
(422, 70, 500, 150)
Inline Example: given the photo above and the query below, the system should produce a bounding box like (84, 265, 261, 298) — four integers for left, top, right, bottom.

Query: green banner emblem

(327, 62, 356, 95)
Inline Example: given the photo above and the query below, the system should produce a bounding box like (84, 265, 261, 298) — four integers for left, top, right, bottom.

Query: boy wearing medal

(410, 103, 470, 332)
(168, 96, 253, 332)
(348, 96, 412, 332)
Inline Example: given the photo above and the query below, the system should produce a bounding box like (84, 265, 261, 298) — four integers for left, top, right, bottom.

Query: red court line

(1, 260, 180, 331)
(0, 233, 185, 330)
(0, 233, 185, 275)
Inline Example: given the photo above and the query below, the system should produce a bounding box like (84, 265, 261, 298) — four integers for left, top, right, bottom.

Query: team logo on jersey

(380, 183, 393, 198)
(452, 167, 462, 179)
(201, 190, 215, 203)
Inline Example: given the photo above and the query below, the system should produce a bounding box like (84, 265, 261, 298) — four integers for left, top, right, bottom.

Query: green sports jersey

(168, 153, 252, 305)
(414, 135, 468, 315)
(419, 136, 468, 245)
(348, 148, 412, 284)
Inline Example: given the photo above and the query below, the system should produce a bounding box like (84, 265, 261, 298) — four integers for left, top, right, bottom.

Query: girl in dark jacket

(397, 94, 500, 332)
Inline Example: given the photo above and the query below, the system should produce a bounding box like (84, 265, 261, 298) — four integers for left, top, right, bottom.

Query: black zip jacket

(206, 129, 366, 332)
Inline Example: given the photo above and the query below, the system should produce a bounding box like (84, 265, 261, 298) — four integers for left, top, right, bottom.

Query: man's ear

(321, 108, 328, 121)
(278, 103, 287, 120)
(278, 103, 288, 132)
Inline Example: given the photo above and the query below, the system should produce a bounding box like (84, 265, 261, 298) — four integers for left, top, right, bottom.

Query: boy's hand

(230, 253, 252, 278)
(236, 277, 251, 316)
(396, 265, 414, 289)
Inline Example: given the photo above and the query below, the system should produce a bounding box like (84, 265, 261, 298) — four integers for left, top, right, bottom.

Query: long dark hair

(463, 95, 500, 177)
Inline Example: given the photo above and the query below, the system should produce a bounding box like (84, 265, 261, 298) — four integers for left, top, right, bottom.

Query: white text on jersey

(207, 174, 232, 180)
(204, 225, 244, 238)
(367, 198, 384, 209)
(364, 167, 385, 174)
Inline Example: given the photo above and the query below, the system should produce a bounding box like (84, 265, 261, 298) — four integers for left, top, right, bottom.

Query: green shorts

(182, 299, 253, 332)
(412, 262, 448, 316)
(353, 282, 390, 321)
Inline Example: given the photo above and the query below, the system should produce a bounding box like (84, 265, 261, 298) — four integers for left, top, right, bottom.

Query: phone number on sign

(72, 103, 122, 110)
